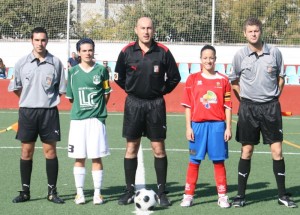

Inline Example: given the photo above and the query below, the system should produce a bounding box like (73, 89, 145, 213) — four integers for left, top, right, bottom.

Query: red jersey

(181, 72, 232, 122)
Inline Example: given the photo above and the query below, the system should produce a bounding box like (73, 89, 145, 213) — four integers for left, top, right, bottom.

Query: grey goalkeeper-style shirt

(8, 51, 66, 108)
(228, 43, 285, 103)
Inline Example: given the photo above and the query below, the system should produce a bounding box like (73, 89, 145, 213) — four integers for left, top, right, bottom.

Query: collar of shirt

(246, 42, 271, 57)
(133, 39, 158, 53)
(29, 51, 55, 66)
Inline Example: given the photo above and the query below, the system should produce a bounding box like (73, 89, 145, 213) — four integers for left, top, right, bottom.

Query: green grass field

(0, 110, 300, 215)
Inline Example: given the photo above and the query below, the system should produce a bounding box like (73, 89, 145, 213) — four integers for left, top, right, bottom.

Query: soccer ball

(134, 188, 158, 211)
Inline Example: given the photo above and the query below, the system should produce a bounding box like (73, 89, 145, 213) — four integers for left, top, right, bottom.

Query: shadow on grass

(58, 181, 300, 208)
(166, 181, 300, 206)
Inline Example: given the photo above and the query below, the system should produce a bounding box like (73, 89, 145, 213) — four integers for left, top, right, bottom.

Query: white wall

(1, 41, 299, 68)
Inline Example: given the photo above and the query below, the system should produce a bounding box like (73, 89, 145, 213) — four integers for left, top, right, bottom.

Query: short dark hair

(243, 17, 263, 32)
(31, 27, 48, 39)
(76, 38, 95, 52)
(200, 45, 216, 57)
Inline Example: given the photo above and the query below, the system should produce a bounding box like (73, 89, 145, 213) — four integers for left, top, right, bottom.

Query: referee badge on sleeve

(114, 72, 118, 80)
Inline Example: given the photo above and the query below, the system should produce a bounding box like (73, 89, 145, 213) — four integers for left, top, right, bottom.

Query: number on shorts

(68, 144, 74, 153)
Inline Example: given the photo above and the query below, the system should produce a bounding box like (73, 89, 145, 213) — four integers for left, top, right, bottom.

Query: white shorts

(68, 118, 110, 159)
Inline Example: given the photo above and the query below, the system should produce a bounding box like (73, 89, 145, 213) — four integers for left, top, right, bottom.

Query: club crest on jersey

(216, 82, 221, 88)
(197, 80, 202, 85)
(45, 76, 52, 86)
(93, 75, 100, 85)
(154, 65, 159, 73)
(267, 65, 273, 73)
(189, 149, 196, 155)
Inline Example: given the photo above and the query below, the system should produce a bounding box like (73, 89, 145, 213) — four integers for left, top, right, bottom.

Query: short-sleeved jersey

(66, 64, 111, 122)
(181, 72, 232, 122)
(228, 43, 284, 102)
(114, 40, 181, 99)
(8, 52, 66, 108)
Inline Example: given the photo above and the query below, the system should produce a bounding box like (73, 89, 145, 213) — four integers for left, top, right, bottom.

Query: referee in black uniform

(115, 17, 181, 207)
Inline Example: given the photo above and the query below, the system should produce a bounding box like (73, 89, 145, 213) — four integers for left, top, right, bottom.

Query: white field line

(135, 143, 146, 190)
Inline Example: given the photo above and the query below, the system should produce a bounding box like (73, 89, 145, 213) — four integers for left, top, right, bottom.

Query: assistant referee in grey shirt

(8, 27, 66, 204)
(228, 17, 297, 208)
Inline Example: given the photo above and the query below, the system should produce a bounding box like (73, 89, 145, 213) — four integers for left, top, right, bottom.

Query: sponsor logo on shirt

(79, 90, 98, 109)
(200, 90, 217, 109)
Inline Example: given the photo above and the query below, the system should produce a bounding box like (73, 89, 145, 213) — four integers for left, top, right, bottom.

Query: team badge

(114, 73, 119, 80)
(184, 183, 191, 191)
(217, 185, 226, 193)
(267, 65, 273, 73)
(216, 82, 221, 88)
(93, 75, 100, 85)
(197, 80, 202, 85)
(154, 65, 159, 73)
(45, 76, 52, 86)
(189, 149, 196, 155)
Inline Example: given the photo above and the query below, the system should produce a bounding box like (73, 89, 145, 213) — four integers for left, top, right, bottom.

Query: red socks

(214, 162, 227, 195)
(184, 162, 199, 195)
(184, 162, 227, 196)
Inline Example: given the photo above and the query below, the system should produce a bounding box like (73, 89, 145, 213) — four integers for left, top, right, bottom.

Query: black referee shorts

(17, 107, 61, 143)
(123, 95, 166, 141)
(236, 98, 283, 145)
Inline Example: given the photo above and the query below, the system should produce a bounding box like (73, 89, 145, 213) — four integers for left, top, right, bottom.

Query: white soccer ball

(134, 188, 158, 211)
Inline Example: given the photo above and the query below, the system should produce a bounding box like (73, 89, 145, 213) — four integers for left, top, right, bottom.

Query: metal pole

(67, 0, 71, 62)
(211, 0, 215, 46)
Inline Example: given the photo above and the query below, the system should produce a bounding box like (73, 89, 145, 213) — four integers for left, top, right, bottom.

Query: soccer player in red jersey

(180, 45, 232, 208)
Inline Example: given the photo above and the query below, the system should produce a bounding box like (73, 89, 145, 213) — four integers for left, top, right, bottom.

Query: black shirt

(115, 40, 181, 99)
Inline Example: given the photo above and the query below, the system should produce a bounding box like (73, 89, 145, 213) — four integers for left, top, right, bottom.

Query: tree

(0, 0, 70, 39)
(218, 0, 300, 45)
(72, 13, 120, 40)
(114, 0, 214, 43)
